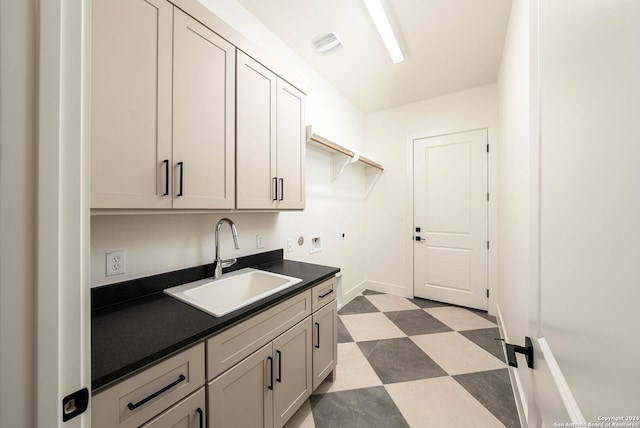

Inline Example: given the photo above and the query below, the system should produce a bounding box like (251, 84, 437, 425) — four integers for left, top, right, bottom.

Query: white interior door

(413, 129, 488, 310)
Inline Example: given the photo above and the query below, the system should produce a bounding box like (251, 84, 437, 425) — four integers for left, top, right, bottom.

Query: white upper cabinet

(235, 52, 278, 209)
(275, 80, 306, 210)
(172, 8, 235, 209)
(92, 0, 235, 209)
(92, 0, 173, 209)
(236, 51, 306, 210)
(92, 0, 304, 211)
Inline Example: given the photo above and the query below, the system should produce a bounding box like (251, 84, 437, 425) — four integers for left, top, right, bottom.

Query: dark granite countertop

(91, 250, 339, 392)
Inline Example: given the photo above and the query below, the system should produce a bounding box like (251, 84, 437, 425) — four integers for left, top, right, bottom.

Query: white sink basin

(164, 268, 302, 317)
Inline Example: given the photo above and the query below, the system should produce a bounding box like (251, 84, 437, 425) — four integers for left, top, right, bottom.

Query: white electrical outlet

(256, 234, 264, 249)
(106, 250, 126, 276)
(287, 239, 293, 253)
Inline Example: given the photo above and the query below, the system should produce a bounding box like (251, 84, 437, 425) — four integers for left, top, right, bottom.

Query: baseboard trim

(359, 280, 412, 298)
(340, 279, 368, 309)
(496, 304, 529, 428)
(537, 337, 585, 423)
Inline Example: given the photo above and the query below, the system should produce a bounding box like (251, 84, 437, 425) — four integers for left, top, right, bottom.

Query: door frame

(405, 127, 498, 315)
(37, 0, 91, 425)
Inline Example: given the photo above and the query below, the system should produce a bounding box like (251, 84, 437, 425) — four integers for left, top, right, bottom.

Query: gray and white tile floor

(284, 290, 521, 428)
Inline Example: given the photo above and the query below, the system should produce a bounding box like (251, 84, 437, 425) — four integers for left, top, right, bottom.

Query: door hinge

(486, 289, 490, 298)
(487, 241, 490, 250)
(486, 144, 489, 153)
(62, 388, 89, 422)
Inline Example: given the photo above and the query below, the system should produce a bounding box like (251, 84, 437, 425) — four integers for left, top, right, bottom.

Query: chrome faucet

(214, 218, 240, 279)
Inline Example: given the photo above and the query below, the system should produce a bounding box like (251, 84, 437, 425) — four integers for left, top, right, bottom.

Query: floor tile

(357, 337, 447, 384)
(284, 399, 316, 428)
(470, 308, 498, 324)
(425, 306, 498, 331)
(365, 294, 420, 312)
(362, 289, 384, 295)
(407, 297, 450, 309)
(313, 343, 382, 394)
(454, 369, 521, 428)
(385, 309, 453, 336)
(310, 386, 409, 428)
(459, 327, 505, 362)
(336, 317, 353, 343)
(340, 312, 405, 342)
(338, 296, 379, 315)
(385, 376, 506, 428)
(410, 332, 505, 375)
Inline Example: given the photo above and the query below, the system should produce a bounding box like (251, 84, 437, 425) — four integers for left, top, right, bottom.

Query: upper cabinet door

(236, 51, 306, 210)
(91, 0, 173, 209)
(172, 9, 236, 209)
(275, 80, 306, 210)
(236, 51, 278, 209)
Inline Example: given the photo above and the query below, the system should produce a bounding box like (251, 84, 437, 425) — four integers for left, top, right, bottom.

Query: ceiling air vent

(312, 32, 344, 55)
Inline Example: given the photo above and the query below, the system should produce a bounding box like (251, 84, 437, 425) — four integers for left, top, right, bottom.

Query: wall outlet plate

(256, 234, 264, 249)
(106, 250, 125, 276)
(287, 239, 294, 253)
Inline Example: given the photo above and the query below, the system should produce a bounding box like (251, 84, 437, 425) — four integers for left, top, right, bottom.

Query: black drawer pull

(127, 374, 186, 411)
(177, 162, 184, 196)
(319, 289, 334, 299)
(276, 350, 282, 383)
(272, 177, 278, 201)
(267, 356, 274, 390)
(162, 159, 169, 196)
(315, 322, 320, 348)
(196, 407, 204, 428)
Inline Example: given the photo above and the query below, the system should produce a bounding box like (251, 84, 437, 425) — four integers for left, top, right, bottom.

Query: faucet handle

(220, 258, 237, 269)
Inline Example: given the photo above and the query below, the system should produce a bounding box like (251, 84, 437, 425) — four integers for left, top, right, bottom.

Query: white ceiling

(236, 0, 512, 113)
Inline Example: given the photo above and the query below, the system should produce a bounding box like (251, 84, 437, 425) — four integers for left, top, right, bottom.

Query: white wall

(496, 0, 531, 422)
(91, 0, 369, 302)
(498, 0, 640, 421)
(363, 85, 499, 312)
(537, 1, 640, 418)
(0, 0, 36, 426)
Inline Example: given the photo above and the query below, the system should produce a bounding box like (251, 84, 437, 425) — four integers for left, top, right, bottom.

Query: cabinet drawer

(207, 290, 311, 380)
(311, 277, 336, 312)
(92, 343, 205, 428)
(141, 387, 206, 428)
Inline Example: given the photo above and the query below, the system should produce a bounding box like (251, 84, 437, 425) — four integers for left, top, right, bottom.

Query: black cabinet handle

(319, 289, 334, 299)
(196, 408, 204, 428)
(162, 159, 169, 196)
(267, 356, 273, 390)
(315, 322, 320, 349)
(177, 162, 184, 196)
(127, 374, 185, 411)
(276, 350, 282, 383)
(272, 177, 278, 201)
(279, 178, 284, 201)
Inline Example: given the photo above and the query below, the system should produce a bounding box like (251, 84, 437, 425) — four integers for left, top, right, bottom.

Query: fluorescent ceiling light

(362, 0, 404, 63)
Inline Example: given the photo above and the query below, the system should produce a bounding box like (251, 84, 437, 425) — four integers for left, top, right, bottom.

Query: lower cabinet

(312, 300, 338, 390)
(208, 317, 312, 428)
(92, 343, 205, 428)
(141, 388, 206, 428)
(93, 278, 337, 428)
